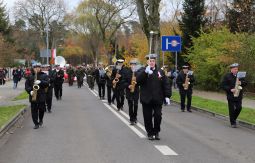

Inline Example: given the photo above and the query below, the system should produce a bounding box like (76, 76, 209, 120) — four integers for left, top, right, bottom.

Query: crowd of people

(2, 54, 245, 140)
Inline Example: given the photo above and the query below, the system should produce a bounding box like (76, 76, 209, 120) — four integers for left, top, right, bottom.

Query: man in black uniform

(42, 65, 55, 113)
(94, 62, 106, 99)
(176, 65, 195, 112)
(123, 60, 140, 125)
(137, 54, 171, 140)
(76, 66, 85, 88)
(221, 63, 247, 128)
(86, 65, 95, 90)
(25, 63, 49, 129)
(111, 59, 127, 111)
(66, 65, 75, 86)
(105, 65, 114, 105)
(53, 65, 64, 100)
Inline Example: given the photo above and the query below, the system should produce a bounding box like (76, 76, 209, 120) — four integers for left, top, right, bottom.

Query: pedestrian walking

(136, 54, 171, 140)
(25, 63, 49, 129)
(221, 63, 247, 128)
(176, 65, 195, 112)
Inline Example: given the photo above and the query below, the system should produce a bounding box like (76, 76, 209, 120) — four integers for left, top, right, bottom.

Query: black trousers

(227, 100, 242, 125)
(54, 84, 62, 99)
(115, 90, 124, 109)
(179, 89, 192, 110)
(107, 86, 112, 104)
(68, 76, 73, 86)
(142, 102, 162, 136)
(31, 102, 45, 125)
(46, 87, 53, 111)
(77, 78, 83, 88)
(128, 99, 138, 122)
(98, 83, 106, 98)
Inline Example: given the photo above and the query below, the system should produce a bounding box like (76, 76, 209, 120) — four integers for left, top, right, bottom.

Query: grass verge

(13, 91, 29, 101)
(171, 91, 255, 125)
(0, 105, 26, 128)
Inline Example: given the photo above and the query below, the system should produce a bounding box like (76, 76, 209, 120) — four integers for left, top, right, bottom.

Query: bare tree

(14, 0, 67, 47)
(76, 0, 135, 64)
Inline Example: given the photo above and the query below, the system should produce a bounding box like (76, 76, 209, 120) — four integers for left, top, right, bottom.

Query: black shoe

(117, 108, 120, 111)
(130, 121, 135, 125)
(155, 133, 160, 140)
(39, 121, 43, 126)
(48, 110, 52, 113)
(187, 110, 192, 112)
(148, 135, 154, 140)
(108, 102, 111, 105)
(33, 125, 39, 129)
(120, 107, 123, 111)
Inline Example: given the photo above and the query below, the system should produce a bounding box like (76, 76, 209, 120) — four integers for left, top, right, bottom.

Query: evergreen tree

(0, 1, 10, 35)
(227, 0, 255, 33)
(179, 0, 206, 50)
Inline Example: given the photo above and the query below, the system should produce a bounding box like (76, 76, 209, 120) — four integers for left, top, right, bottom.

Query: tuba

(105, 66, 112, 79)
(32, 71, 40, 101)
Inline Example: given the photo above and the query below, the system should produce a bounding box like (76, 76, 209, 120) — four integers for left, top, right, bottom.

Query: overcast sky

(3, 0, 176, 22)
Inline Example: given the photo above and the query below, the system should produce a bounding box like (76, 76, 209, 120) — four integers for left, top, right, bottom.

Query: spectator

(12, 67, 22, 89)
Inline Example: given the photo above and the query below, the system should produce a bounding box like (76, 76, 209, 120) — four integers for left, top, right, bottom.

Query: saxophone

(130, 72, 137, 93)
(32, 71, 40, 102)
(183, 73, 190, 90)
(234, 77, 242, 97)
(112, 70, 120, 89)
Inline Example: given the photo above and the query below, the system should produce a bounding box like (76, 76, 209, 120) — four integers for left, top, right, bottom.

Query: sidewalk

(0, 80, 29, 106)
(174, 88, 255, 109)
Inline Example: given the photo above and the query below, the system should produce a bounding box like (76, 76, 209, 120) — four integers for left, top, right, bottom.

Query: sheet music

(237, 71, 246, 78)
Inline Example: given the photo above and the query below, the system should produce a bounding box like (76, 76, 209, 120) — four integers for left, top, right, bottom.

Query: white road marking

(88, 88, 98, 97)
(103, 103, 146, 139)
(112, 104, 146, 132)
(154, 145, 178, 156)
(86, 84, 179, 156)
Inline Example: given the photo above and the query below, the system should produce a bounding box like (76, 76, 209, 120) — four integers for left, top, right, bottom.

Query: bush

(188, 28, 246, 90)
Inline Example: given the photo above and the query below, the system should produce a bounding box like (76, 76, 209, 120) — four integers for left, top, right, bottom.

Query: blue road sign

(161, 36, 182, 52)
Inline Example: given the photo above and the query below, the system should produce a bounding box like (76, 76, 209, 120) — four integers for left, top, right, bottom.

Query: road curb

(171, 100, 255, 130)
(0, 106, 28, 138)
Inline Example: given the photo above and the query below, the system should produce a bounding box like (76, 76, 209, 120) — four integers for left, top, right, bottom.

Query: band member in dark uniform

(42, 65, 55, 113)
(66, 65, 75, 86)
(53, 65, 64, 100)
(111, 59, 127, 111)
(123, 60, 140, 125)
(176, 65, 195, 112)
(105, 65, 114, 105)
(86, 65, 95, 90)
(25, 63, 49, 129)
(75, 66, 85, 88)
(137, 54, 171, 140)
(221, 63, 247, 128)
(94, 62, 106, 99)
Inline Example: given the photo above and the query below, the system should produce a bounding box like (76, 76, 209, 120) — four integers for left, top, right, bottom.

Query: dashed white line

(155, 145, 178, 156)
(103, 103, 146, 139)
(111, 104, 146, 132)
(86, 84, 179, 156)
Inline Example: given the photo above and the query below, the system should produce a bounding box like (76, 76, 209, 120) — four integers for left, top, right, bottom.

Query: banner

(50, 49, 56, 65)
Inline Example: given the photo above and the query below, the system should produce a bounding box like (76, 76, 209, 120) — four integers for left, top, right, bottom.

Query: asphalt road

(0, 83, 255, 163)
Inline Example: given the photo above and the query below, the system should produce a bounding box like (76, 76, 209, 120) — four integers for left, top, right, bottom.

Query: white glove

(145, 66, 153, 75)
(34, 80, 41, 85)
(165, 97, 170, 105)
(30, 91, 34, 96)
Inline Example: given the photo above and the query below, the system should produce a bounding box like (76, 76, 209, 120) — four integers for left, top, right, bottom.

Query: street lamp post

(46, 14, 49, 65)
